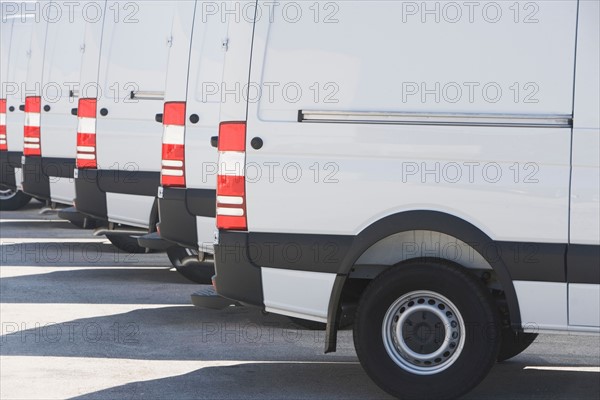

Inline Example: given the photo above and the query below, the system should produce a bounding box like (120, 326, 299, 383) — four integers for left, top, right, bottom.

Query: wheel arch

(325, 210, 522, 353)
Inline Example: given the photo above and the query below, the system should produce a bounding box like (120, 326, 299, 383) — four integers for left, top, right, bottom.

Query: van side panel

(95, 1, 177, 172)
(568, 0, 600, 329)
(41, 2, 87, 160)
(78, 1, 106, 98)
(570, 1, 600, 246)
(0, 19, 13, 95)
(185, 7, 229, 249)
(246, 1, 575, 243)
(40, 1, 90, 204)
(243, 1, 577, 324)
(184, 10, 228, 190)
(93, 1, 178, 226)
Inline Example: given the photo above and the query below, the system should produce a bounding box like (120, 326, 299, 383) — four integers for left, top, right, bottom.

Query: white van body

(0, 7, 37, 197)
(74, 0, 182, 230)
(21, 0, 87, 205)
(212, 1, 599, 398)
(158, 0, 227, 253)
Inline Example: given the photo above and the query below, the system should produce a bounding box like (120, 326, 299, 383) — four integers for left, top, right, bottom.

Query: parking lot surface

(1, 203, 599, 399)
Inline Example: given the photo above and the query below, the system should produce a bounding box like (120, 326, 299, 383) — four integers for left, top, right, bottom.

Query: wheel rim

(382, 290, 466, 376)
(0, 185, 17, 201)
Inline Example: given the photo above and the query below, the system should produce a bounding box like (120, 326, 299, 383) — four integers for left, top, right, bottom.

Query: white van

(0, 6, 36, 210)
(211, 1, 600, 398)
(151, 0, 227, 282)
(73, 0, 191, 252)
(20, 1, 88, 210)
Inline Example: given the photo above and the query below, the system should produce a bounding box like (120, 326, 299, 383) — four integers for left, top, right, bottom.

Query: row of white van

(1, 0, 219, 281)
(2, 1, 599, 399)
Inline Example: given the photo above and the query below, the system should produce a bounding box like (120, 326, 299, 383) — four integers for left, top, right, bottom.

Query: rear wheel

(106, 233, 148, 254)
(167, 246, 215, 284)
(0, 186, 32, 211)
(498, 330, 538, 362)
(354, 260, 501, 400)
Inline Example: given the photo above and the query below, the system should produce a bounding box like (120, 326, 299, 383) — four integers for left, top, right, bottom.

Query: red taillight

(76, 98, 97, 169)
(23, 96, 41, 156)
(216, 122, 247, 231)
(0, 99, 6, 151)
(161, 102, 186, 187)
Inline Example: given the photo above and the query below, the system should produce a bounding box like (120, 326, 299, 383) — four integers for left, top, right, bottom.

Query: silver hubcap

(0, 185, 17, 200)
(382, 290, 466, 375)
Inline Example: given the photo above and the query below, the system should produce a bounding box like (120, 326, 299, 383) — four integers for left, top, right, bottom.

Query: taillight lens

(216, 122, 247, 231)
(0, 99, 6, 151)
(76, 98, 97, 169)
(161, 102, 186, 187)
(23, 96, 41, 156)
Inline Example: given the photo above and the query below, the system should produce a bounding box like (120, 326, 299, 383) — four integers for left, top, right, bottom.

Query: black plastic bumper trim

(41, 157, 75, 179)
(97, 169, 159, 197)
(0, 151, 22, 188)
(74, 169, 107, 221)
(157, 187, 199, 249)
(568, 244, 600, 284)
(214, 231, 264, 307)
(187, 188, 216, 218)
(22, 156, 51, 200)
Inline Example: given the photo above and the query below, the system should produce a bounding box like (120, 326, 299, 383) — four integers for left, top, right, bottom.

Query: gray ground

(1, 202, 599, 399)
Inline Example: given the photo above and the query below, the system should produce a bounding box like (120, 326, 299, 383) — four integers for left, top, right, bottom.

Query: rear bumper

(157, 186, 215, 249)
(74, 168, 160, 222)
(0, 151, 22, 189)
(22, 156, 75, 201)
(74, 169, 108, 221)
(213, 231, 264, 307)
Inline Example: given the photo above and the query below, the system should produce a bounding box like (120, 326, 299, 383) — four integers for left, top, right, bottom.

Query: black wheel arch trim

(325, 210, 529, 353)
(567, 244, 600, 284)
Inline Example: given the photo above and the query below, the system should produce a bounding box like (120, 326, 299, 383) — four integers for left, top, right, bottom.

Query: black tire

(497, 330, 538, 362)
(354, 259, 501, 400)
(0, 186, 32, 211)
(167, 246, 215, 284)
(106, 234, 148, 254)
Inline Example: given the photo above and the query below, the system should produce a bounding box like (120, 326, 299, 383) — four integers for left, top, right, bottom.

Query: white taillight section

(0, 99, 6, 151)
(161, 102, 186, 187)
(216, 122, 247, 231)
(23, 96, 41, 156)
(76, 99, 97, 169)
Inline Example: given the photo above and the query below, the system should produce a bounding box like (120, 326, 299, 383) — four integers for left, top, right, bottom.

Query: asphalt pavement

(1, 202, 599, 399)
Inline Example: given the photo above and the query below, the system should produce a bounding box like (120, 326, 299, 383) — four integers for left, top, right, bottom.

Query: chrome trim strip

(299, 110, 573, 128)
(130, 91, 165, 101)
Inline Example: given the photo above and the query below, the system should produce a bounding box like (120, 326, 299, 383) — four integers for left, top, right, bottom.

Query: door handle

(19, 104, 25, 111)
(210, 136, 218, 148)
(155, 113, 163, 123)
(71, 108, 78, 116)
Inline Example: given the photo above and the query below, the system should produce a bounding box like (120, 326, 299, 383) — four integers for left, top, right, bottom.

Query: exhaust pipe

(93, 227, 148, 237)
